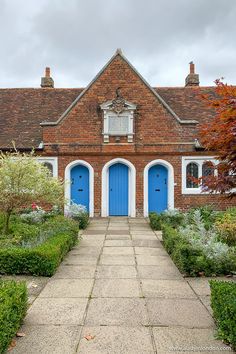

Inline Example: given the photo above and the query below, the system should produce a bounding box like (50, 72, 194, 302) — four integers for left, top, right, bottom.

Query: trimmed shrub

(0, 217, 79, 276)
(210, 280, 236, 350)
(0, 280, 27, 354)
(149, 212, 162, 230)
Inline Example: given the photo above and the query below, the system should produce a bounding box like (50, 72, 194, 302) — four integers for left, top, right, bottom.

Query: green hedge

(0, 232, 78, 276)
(0, 280, 27, 354)
(210, 280, 236, 350)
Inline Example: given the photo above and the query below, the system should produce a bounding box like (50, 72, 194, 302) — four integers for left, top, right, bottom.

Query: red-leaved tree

(200, 79, 236, 197)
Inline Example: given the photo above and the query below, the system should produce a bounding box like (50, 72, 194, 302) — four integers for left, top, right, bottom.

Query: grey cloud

(0, 0, 235, 88)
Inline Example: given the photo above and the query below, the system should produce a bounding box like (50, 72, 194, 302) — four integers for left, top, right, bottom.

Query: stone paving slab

(104, 239, 132, 247)
(77, 326, 155, 354)
(141, 279, 197, 298)
(137, 265, 182, 280)
(85, 298, 149, 326)
(136, 254, 175, 266)
(39, 279, 94, 298)
(132, 239, 162, 247)
(95, 265, 137, 279)
(152, 327, 232, 354)
(99, 254, 135, 265)
(62, 254, 99, 265)
(25, 298, 88, 325)
(13, 325, 81, 354)
(102, 246, 134, 255)
(92, 279, 141, 297)
(134, 246, 167, 256)
(53, 265, 96, 279)
(147, 298, 214, 327)
(131, 234, 157, 240)
(83, 230, 107, 235)
(105, 234, 131, 240)
(79, 239, 104, 247)
(70, 247, 101, 255)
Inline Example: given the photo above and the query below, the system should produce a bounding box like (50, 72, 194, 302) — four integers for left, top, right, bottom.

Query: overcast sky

(0, 0, 235, 88)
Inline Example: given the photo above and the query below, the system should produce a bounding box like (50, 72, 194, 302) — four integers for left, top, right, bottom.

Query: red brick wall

(54, 154, 234, 216)
(41, 54, 235, 215)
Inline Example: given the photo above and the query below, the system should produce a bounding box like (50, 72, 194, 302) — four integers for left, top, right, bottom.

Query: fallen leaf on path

(84, 334, 95, 341)
(16, 332, 26, 337)
(8, 339, 16, 351)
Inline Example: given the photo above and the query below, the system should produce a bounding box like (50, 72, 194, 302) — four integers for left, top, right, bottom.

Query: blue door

(148, 165, 168, 213)
(71, 165, 89, 212)
(109, 163, 128, 216)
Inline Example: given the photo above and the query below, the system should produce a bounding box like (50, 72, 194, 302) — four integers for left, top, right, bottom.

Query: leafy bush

(215, 211, 236, 246)
(0, 280, 27, 354)
(210, 280, 236, 350)
(184, 205, 219, 230)
(149, 209, 184, 230)
(159, 209, 185, 228)
(161, 211, 236, 276)
(149, 212, 162, 230)
(67, 202, 89, 229)
(0, 217, 79, 276)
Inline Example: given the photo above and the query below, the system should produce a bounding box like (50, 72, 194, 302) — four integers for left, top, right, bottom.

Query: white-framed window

(37, 157, 58, 178)
(182, 156, 217, 194)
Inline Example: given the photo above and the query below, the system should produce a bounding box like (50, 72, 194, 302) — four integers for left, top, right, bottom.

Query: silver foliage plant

(67, 202, 87, 218)
(179, 210, 230, 261)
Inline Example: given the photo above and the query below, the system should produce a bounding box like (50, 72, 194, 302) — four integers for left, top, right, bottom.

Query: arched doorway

(109, 163, 129, 216)
(143, 159, 174, 216)
(148, 164, 168, 213)
(102, 158, 136, 217)
(64, 160, 94, 217)
(71, 165, 89, 211)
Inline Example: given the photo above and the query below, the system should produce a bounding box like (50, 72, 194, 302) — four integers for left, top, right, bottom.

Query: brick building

(0, 49, 234, 216)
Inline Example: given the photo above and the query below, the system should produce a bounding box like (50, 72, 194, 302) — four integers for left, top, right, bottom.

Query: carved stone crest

(111, 87, 126, 114)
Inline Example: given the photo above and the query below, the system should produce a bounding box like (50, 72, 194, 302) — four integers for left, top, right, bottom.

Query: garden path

(13, 218, 232, 354)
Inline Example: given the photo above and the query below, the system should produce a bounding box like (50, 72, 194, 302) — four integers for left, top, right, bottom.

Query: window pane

(202, 161, 214, 177)
(43, 162, 53, 176)
(108, 115, 129, 134)
(186, 162, 199, 188)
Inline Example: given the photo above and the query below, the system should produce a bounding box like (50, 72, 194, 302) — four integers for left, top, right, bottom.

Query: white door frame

(64, 159, 94, 217)
(101, 158, 136, 217)
(143, 159, 174, 217)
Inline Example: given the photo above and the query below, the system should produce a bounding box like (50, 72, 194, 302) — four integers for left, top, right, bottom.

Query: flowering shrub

(67, 202, 89, 229)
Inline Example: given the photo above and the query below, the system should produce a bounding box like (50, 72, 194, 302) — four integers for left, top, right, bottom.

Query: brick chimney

(185, 62, 199, 87)
(41, 67, 54, 88)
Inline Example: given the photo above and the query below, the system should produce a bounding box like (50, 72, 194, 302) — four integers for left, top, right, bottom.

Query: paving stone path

(13, 218, 233, 354)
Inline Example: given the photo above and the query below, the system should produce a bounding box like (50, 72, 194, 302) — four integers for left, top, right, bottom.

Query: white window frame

(182, 156, 218, 194)
(37, 157, 58, 178)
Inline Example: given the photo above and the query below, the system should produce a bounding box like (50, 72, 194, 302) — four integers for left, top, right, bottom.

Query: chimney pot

(41, 67, 54, 88)
(185, 61, 199, 87)
(189, 61, 195, 74)
(45, 67, 50, 78)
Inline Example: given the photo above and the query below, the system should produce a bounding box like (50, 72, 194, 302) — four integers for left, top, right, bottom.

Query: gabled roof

(41, 49, 198, 126)
(0, 88, 82, 148)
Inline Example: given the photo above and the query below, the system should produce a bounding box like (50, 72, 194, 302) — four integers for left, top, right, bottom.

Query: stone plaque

(108, 115, 129, 134)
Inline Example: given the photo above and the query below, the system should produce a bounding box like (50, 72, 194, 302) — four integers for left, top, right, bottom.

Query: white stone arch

(143, 159, 174, 217)
(64, 160, 94, 217)
(102, 158, 136, 217)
